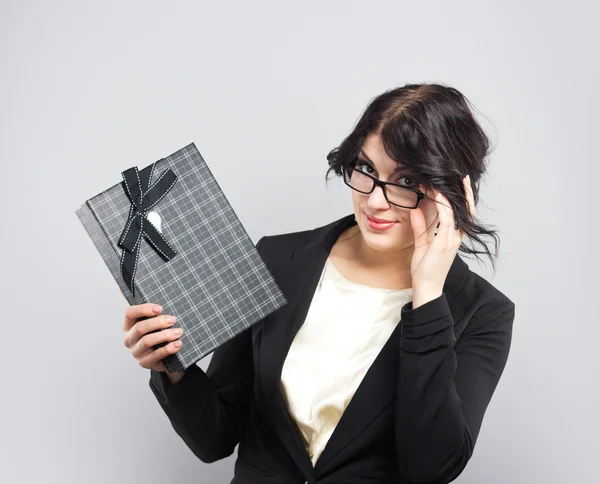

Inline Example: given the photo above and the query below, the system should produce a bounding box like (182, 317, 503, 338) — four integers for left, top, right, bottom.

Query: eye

(396, 176, 418, 188)
(355, 161, 374, 175)
(354, 158, 418, 188)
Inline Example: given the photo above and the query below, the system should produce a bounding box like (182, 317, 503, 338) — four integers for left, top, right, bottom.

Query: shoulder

(255, 214, 356, 259)
(469, 268, 514, 307)
(457, 265, 516, 337)
(257, 231, 308, 252)
(256, 222, 326, 256)
(253, 229, 310, 280)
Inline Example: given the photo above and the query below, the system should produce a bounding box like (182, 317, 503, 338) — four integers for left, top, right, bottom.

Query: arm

(148, 235, 266, 463)
(395, 293, 515, 483)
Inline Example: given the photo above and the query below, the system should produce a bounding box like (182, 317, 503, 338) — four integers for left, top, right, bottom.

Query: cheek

(351, 191, 364, 208)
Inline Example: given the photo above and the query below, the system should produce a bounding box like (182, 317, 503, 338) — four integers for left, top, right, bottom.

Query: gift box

(75, 142, 287, 372)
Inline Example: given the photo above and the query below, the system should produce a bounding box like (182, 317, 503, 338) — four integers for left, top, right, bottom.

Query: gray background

(1, 1, 597, 483)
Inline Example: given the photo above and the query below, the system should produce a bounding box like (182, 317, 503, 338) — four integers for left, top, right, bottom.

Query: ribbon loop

(117, 160, 178, 297)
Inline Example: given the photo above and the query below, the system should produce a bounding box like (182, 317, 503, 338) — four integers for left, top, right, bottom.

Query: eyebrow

(358, 150, 407, 173)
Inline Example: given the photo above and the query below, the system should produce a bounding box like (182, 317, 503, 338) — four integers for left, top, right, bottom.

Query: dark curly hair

(325, 82, 501, 273)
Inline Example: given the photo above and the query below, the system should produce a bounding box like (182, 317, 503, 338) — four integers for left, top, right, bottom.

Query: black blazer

(149, 213, 515, 484)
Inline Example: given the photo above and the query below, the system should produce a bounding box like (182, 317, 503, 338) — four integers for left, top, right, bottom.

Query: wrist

(412, 287, 443, 309)
(166, 370, 185, 385)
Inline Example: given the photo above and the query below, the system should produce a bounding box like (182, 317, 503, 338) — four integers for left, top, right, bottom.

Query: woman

(123, 83, 515, 484)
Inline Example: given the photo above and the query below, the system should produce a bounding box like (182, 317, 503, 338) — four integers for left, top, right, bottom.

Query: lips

(365, 212, 396, 224)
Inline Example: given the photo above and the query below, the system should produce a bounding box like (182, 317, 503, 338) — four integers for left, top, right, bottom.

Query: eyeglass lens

(343, 167, 418, 208)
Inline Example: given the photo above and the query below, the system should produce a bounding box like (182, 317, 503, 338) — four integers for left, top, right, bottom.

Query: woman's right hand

(123, 303, 185, 380)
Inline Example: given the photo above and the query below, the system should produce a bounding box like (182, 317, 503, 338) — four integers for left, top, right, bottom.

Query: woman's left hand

(409, 175, 476, 306)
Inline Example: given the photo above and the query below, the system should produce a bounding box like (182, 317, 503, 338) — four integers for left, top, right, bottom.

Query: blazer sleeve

(148, 235, 266, 463)
(395, 292, 515, 484)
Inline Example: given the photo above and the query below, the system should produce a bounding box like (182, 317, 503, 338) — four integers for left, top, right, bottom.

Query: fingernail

(153, 305, 162, 313)
(174, 328, 183, 335)
(174, 341, 182, 347)
(167, 316, 176, 323)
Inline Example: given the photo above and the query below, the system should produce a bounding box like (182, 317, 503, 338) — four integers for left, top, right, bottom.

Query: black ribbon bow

(117, 160, 178, 297)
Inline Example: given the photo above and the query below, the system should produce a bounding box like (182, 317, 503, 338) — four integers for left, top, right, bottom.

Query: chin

(360, 222, 411, 247)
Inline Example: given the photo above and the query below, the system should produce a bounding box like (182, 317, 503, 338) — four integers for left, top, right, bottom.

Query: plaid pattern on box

(75, 142, 287, 372)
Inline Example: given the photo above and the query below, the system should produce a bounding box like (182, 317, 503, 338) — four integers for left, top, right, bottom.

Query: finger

(123, 313, 175, 348)
(137, 340, 183, 370)
(444, 191, 464, 243)
(464, 175, 475, 219)
(123, 303, 163, 332)
(424, 186, 440, 242)
(434, 192, 457, 245)
(131, 325, 183, 359)
(410, 205, 429, 249)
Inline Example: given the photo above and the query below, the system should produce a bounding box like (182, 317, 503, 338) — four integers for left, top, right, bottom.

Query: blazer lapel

(257, 212, 469, 481)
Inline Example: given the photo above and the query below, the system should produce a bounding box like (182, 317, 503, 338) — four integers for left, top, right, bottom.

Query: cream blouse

(279, 257, 414, 467)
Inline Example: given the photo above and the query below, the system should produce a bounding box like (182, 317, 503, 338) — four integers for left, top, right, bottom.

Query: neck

(351, 226, 415, 285)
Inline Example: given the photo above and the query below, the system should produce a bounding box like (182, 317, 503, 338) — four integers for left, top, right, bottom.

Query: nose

(367, 184, 390, 209)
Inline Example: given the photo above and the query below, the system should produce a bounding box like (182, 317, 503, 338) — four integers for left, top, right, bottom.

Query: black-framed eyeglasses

(342, 164, 430, 209)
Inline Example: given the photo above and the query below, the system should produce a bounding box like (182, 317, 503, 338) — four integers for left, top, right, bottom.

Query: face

(349, 133, 439, 254)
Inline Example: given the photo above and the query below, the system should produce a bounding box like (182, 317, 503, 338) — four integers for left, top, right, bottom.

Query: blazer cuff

(149, 364, 208, 407)
(401, 292, 451, 325)
(400, 293, 455, 352)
